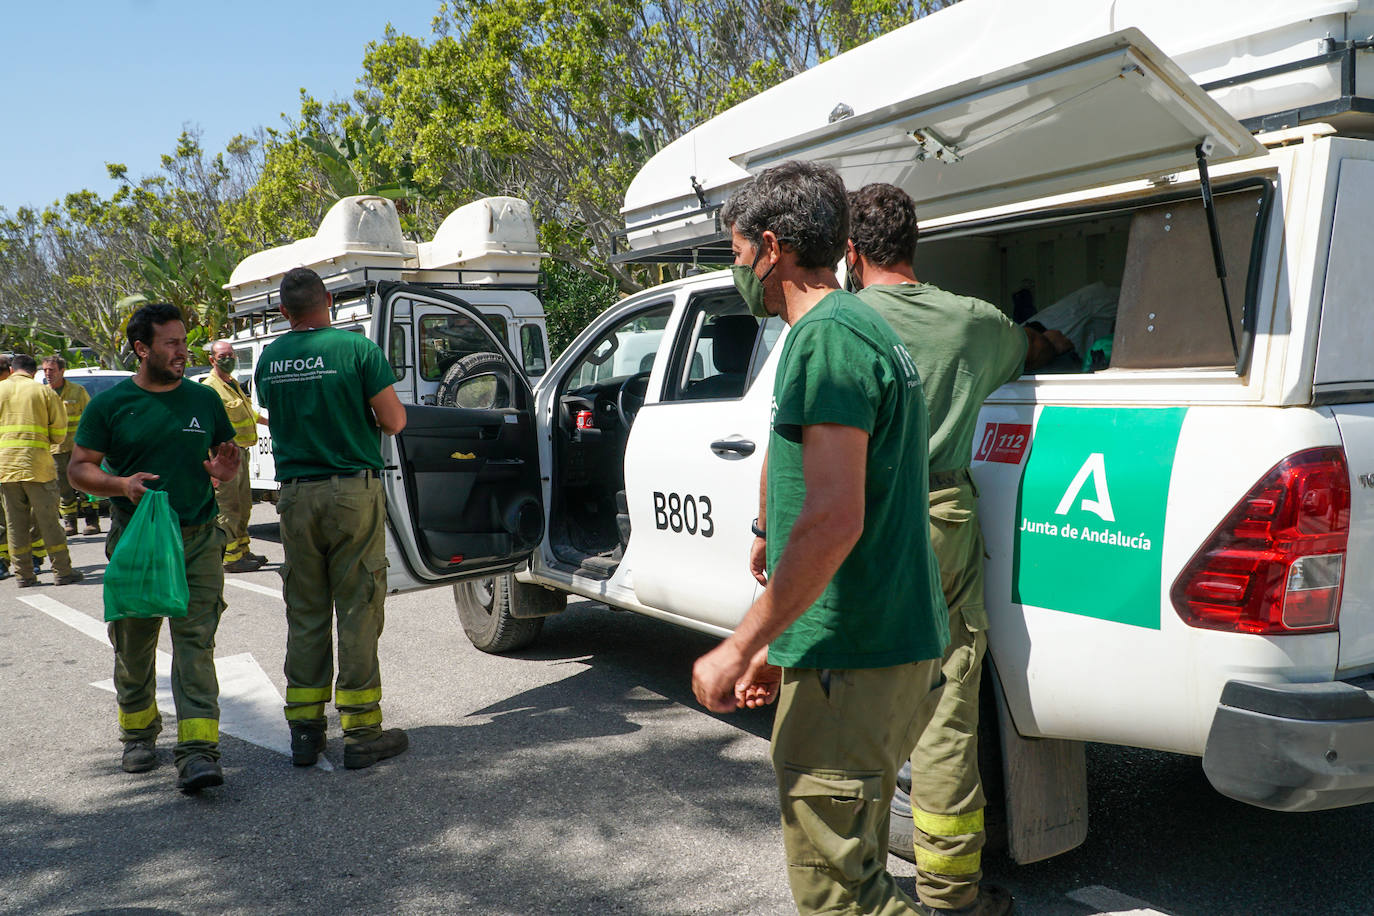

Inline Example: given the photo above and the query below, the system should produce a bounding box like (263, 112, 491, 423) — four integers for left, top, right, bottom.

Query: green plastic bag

(103, 489, 189, 622)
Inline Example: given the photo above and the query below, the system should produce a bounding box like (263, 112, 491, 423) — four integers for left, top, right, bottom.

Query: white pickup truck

(241, 0, 1374, 862)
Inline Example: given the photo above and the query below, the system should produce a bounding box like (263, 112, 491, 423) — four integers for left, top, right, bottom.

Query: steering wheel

(616, 371, 652, 429)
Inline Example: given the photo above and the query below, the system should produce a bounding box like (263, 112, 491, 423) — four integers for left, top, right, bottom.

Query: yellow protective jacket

(50, 380, 90, 455)
(202, 372, 260, 447)
(0, 374, 67, 483)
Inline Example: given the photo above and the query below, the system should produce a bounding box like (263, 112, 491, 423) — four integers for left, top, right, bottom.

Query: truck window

(389, 323, 408, 382)
(665, 292, 769, 402)
(420, 314, 509, 381)
(565, 305, 672, 390)
(520, 323, 547, 377)
(916, 179, 1272, 375)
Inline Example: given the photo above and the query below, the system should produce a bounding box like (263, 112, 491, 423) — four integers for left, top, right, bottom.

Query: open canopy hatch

(734, 29, 1264, 222)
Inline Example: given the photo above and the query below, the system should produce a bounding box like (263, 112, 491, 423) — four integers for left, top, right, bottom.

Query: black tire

(436, 351, 513, 409)
(889, 667, 1007, 863)
(453, 574, 562, 653)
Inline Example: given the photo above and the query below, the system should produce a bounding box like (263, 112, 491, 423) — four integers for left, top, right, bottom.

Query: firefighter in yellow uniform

(42, 356, 96, 536)
(203, 341, 267, 573)
(0, 354, 83, 587)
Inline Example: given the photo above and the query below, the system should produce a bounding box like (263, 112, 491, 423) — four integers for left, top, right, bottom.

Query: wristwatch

(751, 517, 766, 539)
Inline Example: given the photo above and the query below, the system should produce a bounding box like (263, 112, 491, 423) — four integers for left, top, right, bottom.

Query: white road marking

(225, 578, 283, 599)
(1068, 885, 1172, 915)
(27, 593, 332, 771)
(20, 594, 111, 646)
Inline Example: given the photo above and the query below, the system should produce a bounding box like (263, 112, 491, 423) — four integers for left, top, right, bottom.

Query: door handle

(710, 438, 756, 457)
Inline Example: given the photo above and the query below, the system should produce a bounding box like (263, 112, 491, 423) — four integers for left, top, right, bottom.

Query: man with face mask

(202, 340, 267, 573)
(692, 161, 949, 916)
(846, 182, 1067, 916)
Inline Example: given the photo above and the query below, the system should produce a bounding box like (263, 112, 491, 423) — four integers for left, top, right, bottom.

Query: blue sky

(1, 1, 443, 214)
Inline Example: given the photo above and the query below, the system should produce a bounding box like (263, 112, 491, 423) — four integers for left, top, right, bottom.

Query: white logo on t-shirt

(184, 416, 203, 433)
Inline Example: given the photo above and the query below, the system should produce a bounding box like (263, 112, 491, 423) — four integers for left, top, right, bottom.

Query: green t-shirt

(860, 283, 1027, 473)
(254, 327, 397, 480)
(766, 290, 949, 670)
(75, 378, 235, 525)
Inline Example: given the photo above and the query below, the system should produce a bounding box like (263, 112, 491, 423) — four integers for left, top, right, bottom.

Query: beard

(144, 350, 184, 383)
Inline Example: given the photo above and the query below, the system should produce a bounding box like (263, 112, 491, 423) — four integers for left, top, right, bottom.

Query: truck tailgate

(1332, 405, 1374, 674)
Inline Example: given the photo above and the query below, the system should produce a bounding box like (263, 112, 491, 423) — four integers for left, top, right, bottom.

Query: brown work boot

(916, 886, 1015, 916)
(223, 555, 265, 573)
(16, 575, 39, 588)
(121, 739, 158, 773)
(343, 728, 408, 769)
(56, 569, 84, 586)
(63, 517, 77, 537)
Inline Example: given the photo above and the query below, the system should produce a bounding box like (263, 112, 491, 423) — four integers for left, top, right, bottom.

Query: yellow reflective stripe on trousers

(914, 847, 982, 876)
(286, 686, 332, 703)
(0, 439, 49, 449)
(178, 718, 219, 743)
(285, 703, 327, 720)
(911, 806, 985, 838)
(118, 703, 160, 730)
(0, 423, 50, 435)
(340, 709, 383, 730)
(335, 687, 382, 706)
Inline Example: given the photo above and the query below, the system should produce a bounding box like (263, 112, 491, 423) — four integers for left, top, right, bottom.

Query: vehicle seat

(685, 315, 759, 400)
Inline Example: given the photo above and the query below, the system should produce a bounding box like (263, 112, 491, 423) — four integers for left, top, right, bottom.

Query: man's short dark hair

(0, 355, 11, 373)
(127, 303, 184, 352)
(280, 267, 329, 317)
(12, 354, 38, 374)
(42, 355, 67, 369)
(849, 183, 919, 269)
(721, 160, 849, 269)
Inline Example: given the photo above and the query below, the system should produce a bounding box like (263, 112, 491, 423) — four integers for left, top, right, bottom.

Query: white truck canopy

(619, 0, 1374, 262)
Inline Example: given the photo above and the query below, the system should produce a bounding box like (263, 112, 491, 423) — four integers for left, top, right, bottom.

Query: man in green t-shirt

(254, 267, 409, 771)
(691, 161, 948, 916)
(844, 183, 1070, 916)
(70, 303, 239, 794)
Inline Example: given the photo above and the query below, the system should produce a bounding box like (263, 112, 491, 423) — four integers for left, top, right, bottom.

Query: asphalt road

(2, 504, 1372, 915)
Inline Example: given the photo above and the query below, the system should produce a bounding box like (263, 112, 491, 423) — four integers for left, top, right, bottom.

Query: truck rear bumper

(1203, 677, 1374, 812)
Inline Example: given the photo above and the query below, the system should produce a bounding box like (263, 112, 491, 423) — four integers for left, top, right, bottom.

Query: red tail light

(1171, 447, 1350, 634)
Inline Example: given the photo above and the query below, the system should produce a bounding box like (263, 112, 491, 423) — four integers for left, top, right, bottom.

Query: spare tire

(437, 351, 514, 409)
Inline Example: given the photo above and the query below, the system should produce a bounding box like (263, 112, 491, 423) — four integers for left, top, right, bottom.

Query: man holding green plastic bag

(69, 303, 239, 795)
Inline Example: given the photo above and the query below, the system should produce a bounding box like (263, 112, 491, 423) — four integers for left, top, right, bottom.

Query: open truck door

(376, 282, 545, 593)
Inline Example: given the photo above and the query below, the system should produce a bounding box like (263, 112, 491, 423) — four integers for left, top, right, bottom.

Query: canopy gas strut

(1196, 142, 1239, 359)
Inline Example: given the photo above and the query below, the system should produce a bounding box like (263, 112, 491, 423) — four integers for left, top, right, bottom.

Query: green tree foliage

(355, 0, 954, 299)
(0, 131, 260, 366)
(1, 1, 958, 364)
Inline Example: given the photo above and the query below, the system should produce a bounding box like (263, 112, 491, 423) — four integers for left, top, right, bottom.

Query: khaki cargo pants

(772, 659, 941, 915)
(277, 474, 390, 745)
(53, 451, 80, 520)
(911, 473, 991, 910)
(1, 480, 75, 580)
(214, 446, 253, 563)
(106, 512, 227, 771)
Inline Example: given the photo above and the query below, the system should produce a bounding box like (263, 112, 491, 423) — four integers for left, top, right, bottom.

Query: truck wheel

(453, 574, 559, 653)
(437, 351, 513, 409)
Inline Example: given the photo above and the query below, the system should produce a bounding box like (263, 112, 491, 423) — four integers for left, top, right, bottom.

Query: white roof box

(227, 196, 414, 310)
(229, 195, 546, 315)
(618, 0, 1372, 262)
(412, 196, 544, 285)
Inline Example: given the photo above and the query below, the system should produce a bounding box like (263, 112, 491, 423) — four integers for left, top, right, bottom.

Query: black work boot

(177, 757, 224, 794)
(121, 738, 158, 773)
(290, 722, 327, 767)
(343, 728, 409, 770)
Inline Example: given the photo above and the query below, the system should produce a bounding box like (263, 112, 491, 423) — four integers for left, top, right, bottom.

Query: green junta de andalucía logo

(1012, 407, 1187, 629)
